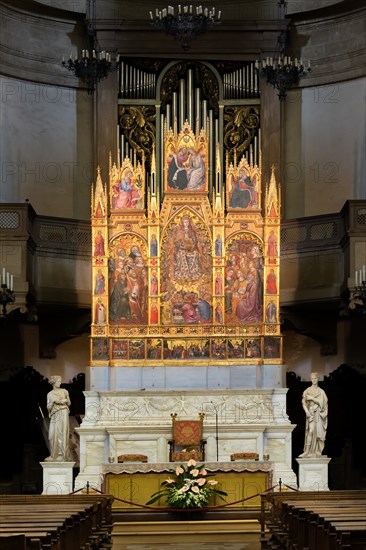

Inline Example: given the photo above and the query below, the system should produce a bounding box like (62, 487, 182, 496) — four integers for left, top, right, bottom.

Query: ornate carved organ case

(91, 60, 281, 367)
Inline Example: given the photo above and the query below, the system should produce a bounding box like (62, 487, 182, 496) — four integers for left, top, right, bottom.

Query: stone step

(112, 519, 261, 545)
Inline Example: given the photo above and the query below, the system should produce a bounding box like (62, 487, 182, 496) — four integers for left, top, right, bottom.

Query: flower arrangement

(146, 459, 227, 509)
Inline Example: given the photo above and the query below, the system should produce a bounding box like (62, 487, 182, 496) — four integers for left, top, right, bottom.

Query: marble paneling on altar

(74, 389, 297, 491)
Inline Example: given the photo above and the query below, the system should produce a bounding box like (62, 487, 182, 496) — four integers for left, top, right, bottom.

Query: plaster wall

(284, 79, 366, 218)
(0, 76, 93, 219)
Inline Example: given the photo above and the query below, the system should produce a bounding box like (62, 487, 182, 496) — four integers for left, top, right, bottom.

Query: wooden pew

(330, 521, 366, 550)
(0, 494, 114, 550)
(287, 503, 366, 550)
(261, 491, 366, 550)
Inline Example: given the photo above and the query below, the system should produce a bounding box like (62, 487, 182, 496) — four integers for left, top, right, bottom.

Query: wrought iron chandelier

(255, 1, 311, 100)
(149, 4, 221, 51)
(62, 0, 115, 94)
(0, 268, 15, 318)
(349, 266, 366, 315)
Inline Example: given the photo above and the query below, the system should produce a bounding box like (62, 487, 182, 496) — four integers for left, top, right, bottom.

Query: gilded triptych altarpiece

(90, 60, 281, 366)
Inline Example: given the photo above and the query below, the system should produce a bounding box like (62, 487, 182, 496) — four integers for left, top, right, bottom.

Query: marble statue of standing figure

(299, 372, 328, 458)
(45, 375, 72, 462)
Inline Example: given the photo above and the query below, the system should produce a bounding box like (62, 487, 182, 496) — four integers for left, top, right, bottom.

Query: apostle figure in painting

(181, 297, 199, 323)
(224, 268, 235, 315)
(197, 293, 212, 322)
(229, 169, 257, 208)
(235, 269, 263, 323)
(94, 231, 105, 256)
(45, 376, 72, 462)
(109, 272, 131, 321)
(173, 215, 202, 282)
(299, 372, 328, 458)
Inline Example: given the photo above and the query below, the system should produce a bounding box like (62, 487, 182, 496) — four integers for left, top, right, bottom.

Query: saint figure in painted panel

(266, 269, 277, 294)
(267, 230, 277, 265)
(94, 269, 105, 295)
(94, 231, 105, 256)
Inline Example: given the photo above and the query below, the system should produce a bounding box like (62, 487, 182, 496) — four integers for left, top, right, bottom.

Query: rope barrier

(69, 482, 279, 511)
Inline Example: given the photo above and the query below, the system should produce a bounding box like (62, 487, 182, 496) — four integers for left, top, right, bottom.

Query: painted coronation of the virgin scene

(75, 60, 297, 499)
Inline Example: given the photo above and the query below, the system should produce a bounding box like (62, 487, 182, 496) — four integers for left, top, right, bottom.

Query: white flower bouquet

(146, 459, 227, 509)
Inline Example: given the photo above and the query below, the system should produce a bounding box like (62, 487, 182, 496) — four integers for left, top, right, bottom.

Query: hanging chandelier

(255, 1, 311, 100)
(149, 4, 221, 51)
(62, 0, 115, 94)
(62, 49, 113, 95)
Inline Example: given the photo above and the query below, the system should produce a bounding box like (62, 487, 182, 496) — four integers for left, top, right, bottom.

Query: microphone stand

(211, 401, 219, 461)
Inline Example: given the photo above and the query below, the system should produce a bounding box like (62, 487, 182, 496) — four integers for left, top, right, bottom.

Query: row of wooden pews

(0, 493, 114, 550)
(261, 489, 366, 550)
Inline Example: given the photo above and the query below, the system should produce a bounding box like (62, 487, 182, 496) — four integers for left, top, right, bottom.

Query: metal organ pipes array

(223, 63, 259, 99)
(118, 61, 157, 99)
(117, 60, 261, 189)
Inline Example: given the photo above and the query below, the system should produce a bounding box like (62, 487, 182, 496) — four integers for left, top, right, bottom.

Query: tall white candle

(363, 264, 366, 282)
(10, 274, 13, 290)
(356, 270, 358, 286)
(7, 272, 9, 288)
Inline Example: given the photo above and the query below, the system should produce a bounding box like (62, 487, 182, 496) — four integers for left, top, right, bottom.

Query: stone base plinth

(40, 461, 75, 494)
(296, 456, 331, 491)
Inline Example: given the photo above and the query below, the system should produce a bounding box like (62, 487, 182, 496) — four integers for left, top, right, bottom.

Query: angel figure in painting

(112, 170, 141, 209)
(229, 169, 257, 208)
(45, 376, 72, 462)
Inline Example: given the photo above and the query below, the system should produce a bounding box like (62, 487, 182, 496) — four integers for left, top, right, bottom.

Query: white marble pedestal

(40, 461, 75, 494)
(296, 456, 331, 490)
